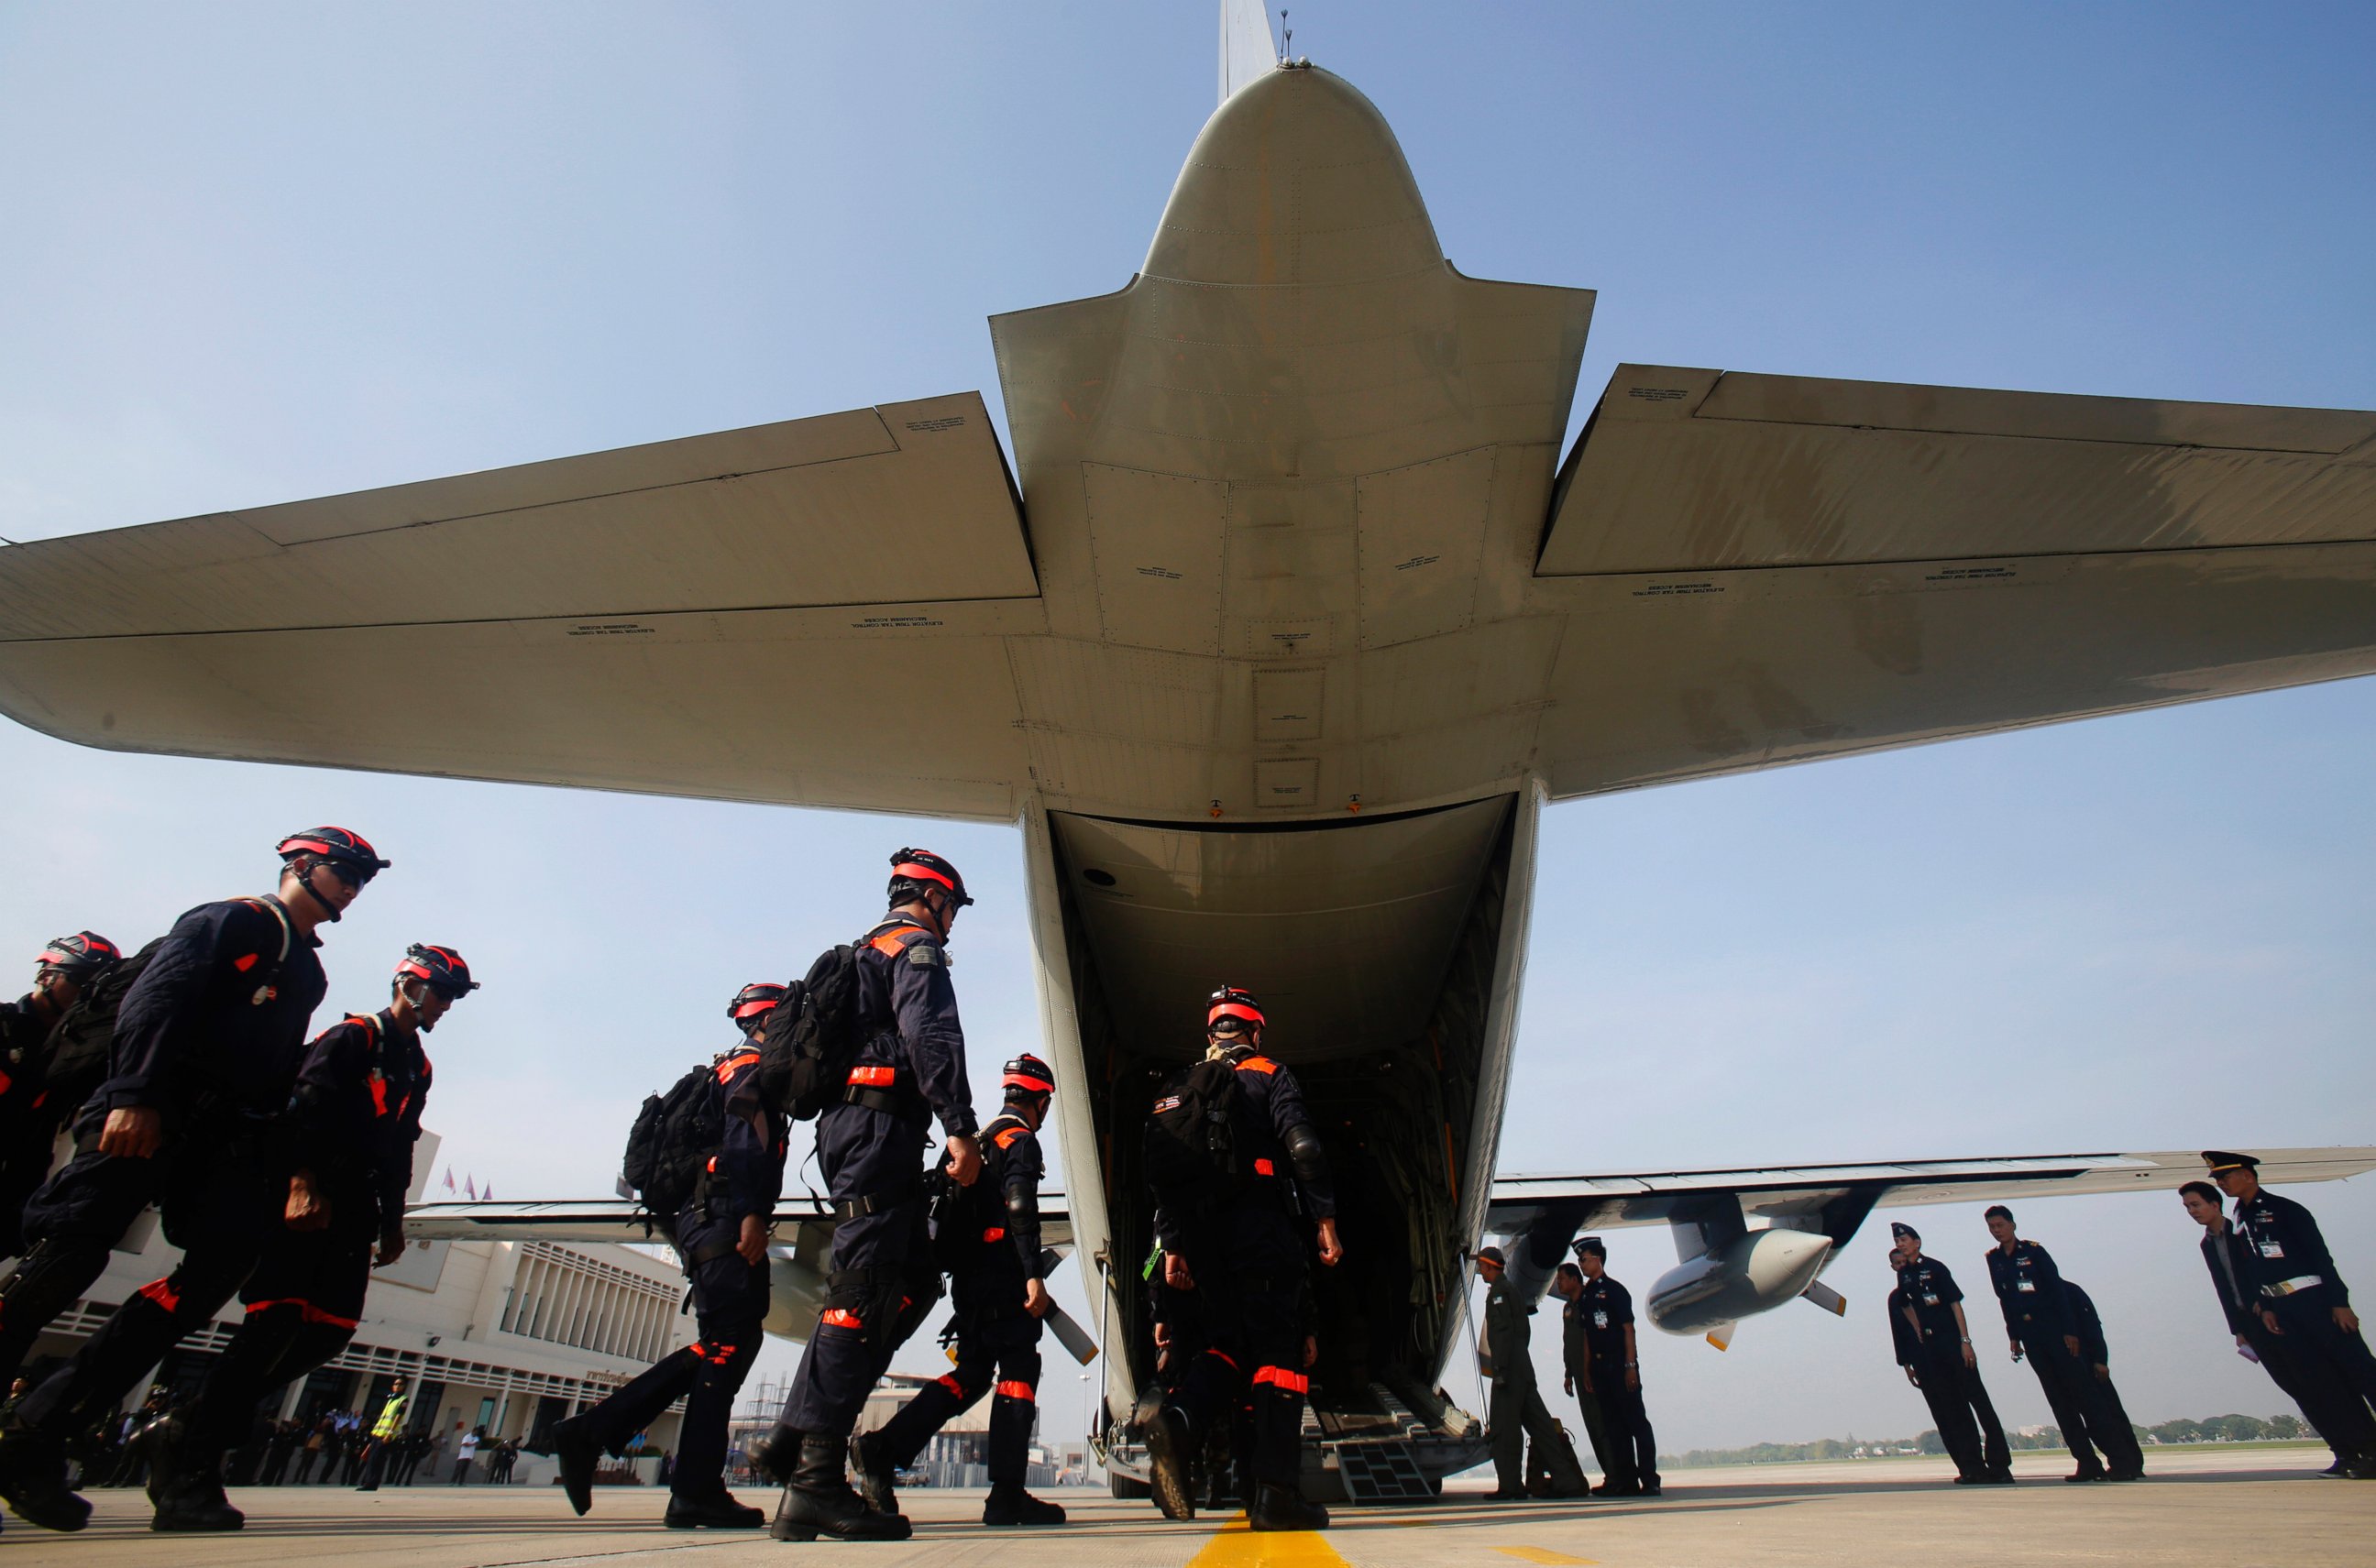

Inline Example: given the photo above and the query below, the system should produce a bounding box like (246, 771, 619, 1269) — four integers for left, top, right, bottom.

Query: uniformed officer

(855, 1053, 1067, 1527)
(1476, 1245, 1588, 1500)
(1550, 1263, 1617, 1492)
(1570, 1238, 1658, 1497)
(0, 932, 120, 1260)
(2208, 1151, 2376, 1471)
(1886, 1223, 2011, 1485)
(143, 942, 477, 1530)
(0, 828, 381, 1532)
(1142, 987, 1343, 1532)
(2056, 1278, 2143, 1479)
(1979, 1206, 2140, 1482)
(556, 981, 787, 1529)
(2181, 1178, 2376, 1476)
(764, 850, 982, 1544)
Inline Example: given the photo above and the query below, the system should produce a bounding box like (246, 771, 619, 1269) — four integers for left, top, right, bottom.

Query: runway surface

(4, 1446, 2366, 1566)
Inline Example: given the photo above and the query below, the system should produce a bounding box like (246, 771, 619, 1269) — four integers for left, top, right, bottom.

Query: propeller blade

(1801, 1280, 1848, 1316)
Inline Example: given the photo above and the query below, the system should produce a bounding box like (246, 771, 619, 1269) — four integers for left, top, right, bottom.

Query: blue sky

(2, 3, 2370, 1453)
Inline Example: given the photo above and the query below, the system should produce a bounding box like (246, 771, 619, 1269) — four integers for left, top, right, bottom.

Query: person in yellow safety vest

(355, 1376, 410, 1491)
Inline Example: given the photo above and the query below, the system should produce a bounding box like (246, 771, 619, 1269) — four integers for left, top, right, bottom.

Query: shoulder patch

(1237, 1055, 1279, 1076)
(907, 943, 940, 968)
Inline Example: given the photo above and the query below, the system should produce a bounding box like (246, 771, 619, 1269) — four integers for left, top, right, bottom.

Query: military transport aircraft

(4, 5, 2373, 1499)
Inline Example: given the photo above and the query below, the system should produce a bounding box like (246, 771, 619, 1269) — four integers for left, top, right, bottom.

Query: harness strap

(830, 1183, 918, 1221)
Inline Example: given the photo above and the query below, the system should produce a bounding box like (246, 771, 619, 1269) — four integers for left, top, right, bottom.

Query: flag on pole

(443, 1168, 456, 1193)
(482, 1183, 493, 1201)
(465, 1176, 477, 1201)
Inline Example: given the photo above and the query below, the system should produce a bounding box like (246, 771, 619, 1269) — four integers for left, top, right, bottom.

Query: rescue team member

(2181, 1178, 2376, 1476)
(147, 943, 476, 1530)
(2057, 1278, 2143, 1480)
(0, 933, 120, 1259)
(1979, 1206, 2138, 1482)
(1143, 988, 1343, 1533)
(0, 828, 383, 1534)
(2209, 1151, 2376, 1465)
(1475, 1245, 1588, 1501)
(557, 982, 789, 1530)
(1571, 1238, 1658, 1496)
(1552, 1262, 1619, 1492)
(1886, 1223, 2011, 1486)
(764, 850, 983, 1544)
(854, 1055, 1067, 1528)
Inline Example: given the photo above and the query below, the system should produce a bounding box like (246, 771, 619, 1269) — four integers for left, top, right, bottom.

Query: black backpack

(1143, 1056, 1273, 1212)
(620, 1063, 722, 1224)
(753, 943, 869, 1122)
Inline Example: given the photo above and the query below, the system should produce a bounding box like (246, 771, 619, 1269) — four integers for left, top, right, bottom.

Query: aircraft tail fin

(1220, 0, 1281, 103)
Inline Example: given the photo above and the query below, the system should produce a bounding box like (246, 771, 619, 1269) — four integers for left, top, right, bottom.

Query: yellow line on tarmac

(1185, 1519, 1354, 1568)
(1495, 1549, 1597, 1565)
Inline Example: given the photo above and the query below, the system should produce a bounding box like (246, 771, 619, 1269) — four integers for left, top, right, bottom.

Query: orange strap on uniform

(984, 1226, 1007, 1244)
(995, 1380, 1037, 1402)
(848, 1065, 898, 1087)
(820, 1308, 864, 1330)
(1252, 1365, 1309, 1394)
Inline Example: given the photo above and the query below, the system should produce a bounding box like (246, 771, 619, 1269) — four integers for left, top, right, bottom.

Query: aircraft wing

(1485, 1146, 2376, 1238)
(1534, 367, 2376, 796)
(402, 1194, 1074, 1251)
(0, 394, 1042, 821)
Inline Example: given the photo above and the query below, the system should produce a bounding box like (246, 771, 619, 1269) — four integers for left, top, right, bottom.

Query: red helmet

(395, 943, 478, 998)
(887, 848, 973, 908)
(1207, 986, 1265, 1034)
(37, 931, 120, 981)
(277, 827, 390, 883)
(1001, 1053, 1055, 1098)
(729, 982, 790, 1030)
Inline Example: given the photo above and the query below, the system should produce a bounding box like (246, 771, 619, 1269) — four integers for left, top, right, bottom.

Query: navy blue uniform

(579, 1045, 786, 1498)
(1985, 1238, 2121, 1477)
(0, 996, 63, 1260)
(0, 897, 326, 1431)
(873, 1108, 1049, 1483)
(2058, 1280, 2143, 1475)
(780, 916, 976, 1439)
(1154, 1049, 1336, 1492)
(1891, 1254, 2008, 1479)
(1573, 1274, 1657, 1492)
(2232, 1189, 2376, 1443)
(2197, 1215, 2376, 1465)
(176, 1008, 435, 1475)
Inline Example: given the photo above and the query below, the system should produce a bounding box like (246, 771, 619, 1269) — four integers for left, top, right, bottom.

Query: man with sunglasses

(766, 850, 983, 1543)
(0, 828, 384, 1533)
(143, 942, 478, 1530)
(0, 932, 120, 1259)
(1141, 988, 1343, 1532)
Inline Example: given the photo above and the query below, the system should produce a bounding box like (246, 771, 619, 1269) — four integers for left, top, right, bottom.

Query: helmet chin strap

(297, 861, 344, 923)
(398, 979, 436, 1032)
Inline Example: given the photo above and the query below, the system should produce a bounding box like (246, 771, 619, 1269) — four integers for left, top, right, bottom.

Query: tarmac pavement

(2, 1445, 2365, 1566)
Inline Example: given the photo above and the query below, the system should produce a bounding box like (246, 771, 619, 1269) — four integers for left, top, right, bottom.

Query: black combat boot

(551, 1415, 600, 1516)
(769, 1434, 910, 1542)
(664, 1488, 765, 1529)
(1249, 1480, 1329, 1531)
(147, 1422, 243, 1536)
(849, 1427, 898, 1515)
(0, 1427, 91, 1533)
(1141, 1404, 1196, 1521)
(747, 1422, 801, 1485)
(983, 1480, 1067, 1526)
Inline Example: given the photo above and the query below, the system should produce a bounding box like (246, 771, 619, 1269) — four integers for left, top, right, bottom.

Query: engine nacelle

(1646, 1228, 1833, 1334)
